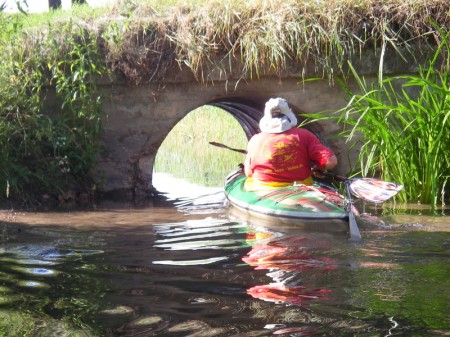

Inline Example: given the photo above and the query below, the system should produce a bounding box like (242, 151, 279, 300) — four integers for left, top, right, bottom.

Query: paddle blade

(349, 178, 403, 203)
(348, 210, 362, 242)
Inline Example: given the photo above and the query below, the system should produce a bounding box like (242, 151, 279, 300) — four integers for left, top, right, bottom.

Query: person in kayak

(244, 97, 337, 190)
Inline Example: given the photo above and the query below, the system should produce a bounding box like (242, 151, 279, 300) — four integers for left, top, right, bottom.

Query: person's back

(244, 98, 337, 189)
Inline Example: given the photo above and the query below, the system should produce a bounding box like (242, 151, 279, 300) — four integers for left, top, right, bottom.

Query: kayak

(224, 168, 349, 223)
(215, 140, 403, 239)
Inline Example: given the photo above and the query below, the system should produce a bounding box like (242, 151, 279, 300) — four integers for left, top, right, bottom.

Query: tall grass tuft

(336, 27, 450, 206)
(154, 106, 247, 187)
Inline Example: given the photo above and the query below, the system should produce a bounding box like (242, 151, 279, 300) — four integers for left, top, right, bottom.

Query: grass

(3, 0, 450, 84)
(153, 105, 247, 186)
(0, 16, 106, 202)
(334, 26, 450, 206)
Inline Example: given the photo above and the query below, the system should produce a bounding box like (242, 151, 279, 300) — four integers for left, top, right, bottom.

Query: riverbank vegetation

(335, 28, 450, 206)
(0, 0, 449, 206)
(0, 13, 106, 205)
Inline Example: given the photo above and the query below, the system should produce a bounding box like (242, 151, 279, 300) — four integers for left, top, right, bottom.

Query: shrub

(0, 17, 106, 203)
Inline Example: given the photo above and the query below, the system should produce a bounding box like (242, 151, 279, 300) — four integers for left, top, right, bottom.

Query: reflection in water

(153, 218, 338, 279)
(0, 229, 107, 336)
(149, 215, 450, 336)
(0, 190, 449, 336)
(150, 217, 342, 336)
(242, 229, 334, 306)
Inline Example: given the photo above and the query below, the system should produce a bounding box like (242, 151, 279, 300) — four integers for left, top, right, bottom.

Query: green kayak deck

(224, 170, 348, 221)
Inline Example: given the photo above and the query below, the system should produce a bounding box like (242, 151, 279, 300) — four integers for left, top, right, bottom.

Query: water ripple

(152, 218, 252, 266)
(153, 256, 230, 266)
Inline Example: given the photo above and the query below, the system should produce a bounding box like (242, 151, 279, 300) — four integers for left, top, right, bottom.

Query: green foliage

(336, 27, 450, 206)
(153, 106, 247, 186)
(0, 16, 107, 202)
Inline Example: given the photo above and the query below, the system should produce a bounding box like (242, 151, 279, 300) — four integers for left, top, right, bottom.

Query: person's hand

(311, 166, 326, 178)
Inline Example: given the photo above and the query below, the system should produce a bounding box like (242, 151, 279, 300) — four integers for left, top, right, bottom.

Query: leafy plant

(0, 17, 107, 203)
(336, 27, 450, 206)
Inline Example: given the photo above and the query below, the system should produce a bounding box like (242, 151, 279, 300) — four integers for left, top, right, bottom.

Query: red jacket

(244, 128, 334, 182)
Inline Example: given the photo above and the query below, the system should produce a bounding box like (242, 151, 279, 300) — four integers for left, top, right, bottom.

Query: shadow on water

(0, 175, 449, 336)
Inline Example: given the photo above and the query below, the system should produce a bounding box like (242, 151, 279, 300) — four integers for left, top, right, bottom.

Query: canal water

(0, 174, 449, 336)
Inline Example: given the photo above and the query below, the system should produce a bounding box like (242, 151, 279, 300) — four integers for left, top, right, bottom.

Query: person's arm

(311, 154, 337, 178)
(244, 137, 255, 177)
(302, 129, 337, 173)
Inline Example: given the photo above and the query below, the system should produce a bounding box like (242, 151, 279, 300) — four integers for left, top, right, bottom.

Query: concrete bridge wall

(97, 76, 360, 196)
(94, 47, 428, 197)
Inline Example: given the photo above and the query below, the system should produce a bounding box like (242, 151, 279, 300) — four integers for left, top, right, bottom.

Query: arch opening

(150, 96, 331, 200)
(152, 100, 254, 199)
(208, 97, 324, 139)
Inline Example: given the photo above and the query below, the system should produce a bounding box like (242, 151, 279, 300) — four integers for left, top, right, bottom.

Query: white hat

(259, 98, 298, 133)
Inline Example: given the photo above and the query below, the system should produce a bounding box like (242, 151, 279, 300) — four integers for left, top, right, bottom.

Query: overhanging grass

(2, 0, 449, 84)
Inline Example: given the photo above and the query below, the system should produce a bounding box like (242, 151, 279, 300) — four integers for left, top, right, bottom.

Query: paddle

(317, 171, 403, 204)
(209, 141, 247, 154)
(319, 171, 403, 241)
(345, 182, 361, 242)
(315, 171, 403, 242)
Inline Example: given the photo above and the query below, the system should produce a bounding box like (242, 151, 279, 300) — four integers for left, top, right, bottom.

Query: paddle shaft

(345, 182, 362, 242)
(209, 141, 247, 154)
(317, 170, 348, 182)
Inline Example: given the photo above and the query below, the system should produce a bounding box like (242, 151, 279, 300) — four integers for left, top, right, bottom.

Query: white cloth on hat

(259, 97, 298, 133)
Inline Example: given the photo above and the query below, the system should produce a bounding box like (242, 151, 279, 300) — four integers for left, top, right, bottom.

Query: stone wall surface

(95, 46, 430, 196)
(97, 76, 357, 195)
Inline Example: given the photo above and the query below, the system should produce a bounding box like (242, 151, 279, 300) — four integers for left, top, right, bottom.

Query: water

(0, 176, 449, 336)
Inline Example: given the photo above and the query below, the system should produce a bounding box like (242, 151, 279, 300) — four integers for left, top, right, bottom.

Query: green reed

(336, 28, 450, 206)
(153, 105, 247, 186)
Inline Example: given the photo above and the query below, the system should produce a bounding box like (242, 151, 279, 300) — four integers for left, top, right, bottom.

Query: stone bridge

(95, 49, 424, 197)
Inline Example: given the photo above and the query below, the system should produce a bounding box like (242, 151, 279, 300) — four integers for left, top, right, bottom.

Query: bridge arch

(97, 78, 357, 197)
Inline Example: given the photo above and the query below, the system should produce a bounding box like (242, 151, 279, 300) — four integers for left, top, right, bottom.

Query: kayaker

(244, 97, 337, 190)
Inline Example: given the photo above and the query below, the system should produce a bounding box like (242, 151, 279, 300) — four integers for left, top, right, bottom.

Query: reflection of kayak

(224, 168, 348, 223)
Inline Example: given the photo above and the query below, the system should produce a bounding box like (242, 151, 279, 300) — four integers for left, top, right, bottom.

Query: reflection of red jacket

(242, 242, 335, 273)
(243, 235, 335, 306)
(244, 128, 335, 182)
(247, 284, 331, 305)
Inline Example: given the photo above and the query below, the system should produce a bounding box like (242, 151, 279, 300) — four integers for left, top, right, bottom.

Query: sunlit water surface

(0, 173, 449, 336)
